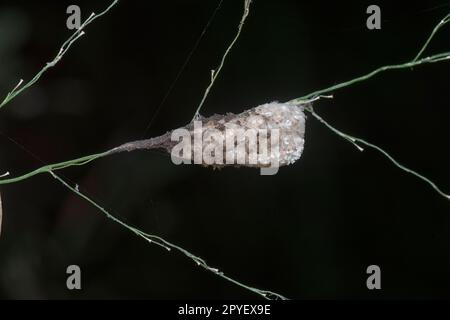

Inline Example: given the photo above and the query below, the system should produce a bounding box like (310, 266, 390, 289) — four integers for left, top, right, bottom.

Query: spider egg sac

(170, 101, 307, 173)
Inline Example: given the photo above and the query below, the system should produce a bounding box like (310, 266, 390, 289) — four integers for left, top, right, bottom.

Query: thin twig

(413, 13, 450, 62)
(289, 52, 450, 104)
(289, 11, 450, 104)
(305, 106, 450, 201)
(0, 152, 108, 185)
(192, 0, 252, 121)
(287, 12, 450, 201)
(0, 0, 119, 110)
(49, 171, 287, 300)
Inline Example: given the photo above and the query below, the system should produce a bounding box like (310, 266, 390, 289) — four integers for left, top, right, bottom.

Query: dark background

(0, 0, 449, 299)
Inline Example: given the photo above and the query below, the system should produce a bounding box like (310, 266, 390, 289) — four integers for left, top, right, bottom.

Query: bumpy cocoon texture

(187, 101, 307, 168)
(110, 101, 308, 170)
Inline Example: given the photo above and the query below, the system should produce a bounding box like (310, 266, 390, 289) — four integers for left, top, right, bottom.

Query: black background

(0, 0, 449, 299)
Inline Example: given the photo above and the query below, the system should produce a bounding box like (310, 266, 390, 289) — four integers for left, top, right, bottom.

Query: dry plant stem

(289, 51, 450, 104)
(288, 12, 450, 201)
(192, 0, 252, 121)
(49, 171, 287, 300)
(413, 13, 450, 62)
(0, 152, 108, 185)
(289, 11, 450, 104)
(0, 132, 287, 296)
(305, 106, 450, 201)
(0, 0, 119, 110)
